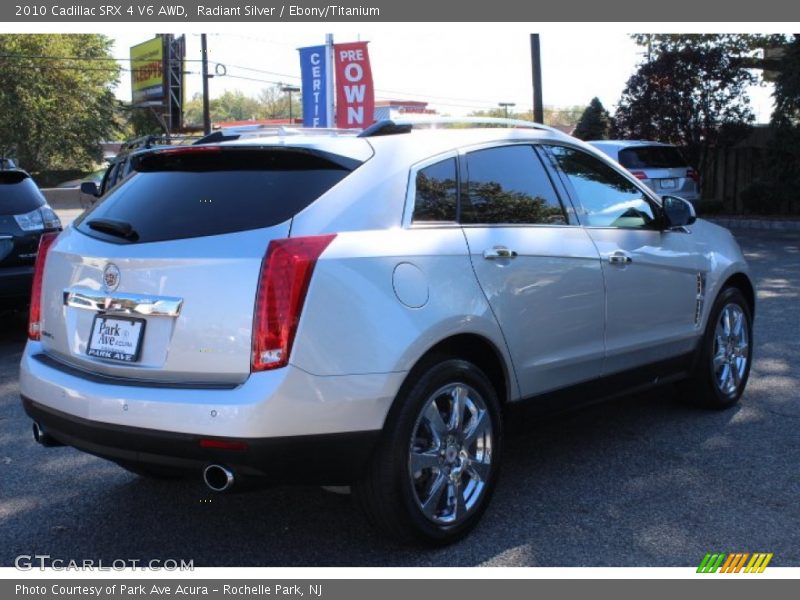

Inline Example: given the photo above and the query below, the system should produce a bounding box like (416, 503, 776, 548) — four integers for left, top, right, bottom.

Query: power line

(223, 73, 284, 86)
(0, 51, 510, 112)
(13, 64, 129, 73)
(213, 61, 300, 81)
(0, 53, 204, 63)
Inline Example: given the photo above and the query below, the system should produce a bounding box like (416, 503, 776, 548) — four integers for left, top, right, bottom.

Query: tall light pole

(498, 102, 515, 119)
(281, 85, 301, 123)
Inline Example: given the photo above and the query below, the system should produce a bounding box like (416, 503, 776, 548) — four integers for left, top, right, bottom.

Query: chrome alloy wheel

(713, 303, 750, 396)
(408, 382, 493, 526)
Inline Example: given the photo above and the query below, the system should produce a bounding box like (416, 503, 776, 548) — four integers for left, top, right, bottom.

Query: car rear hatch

(1, 171, 55, 269)
(38, 144, 363, 385)
(618, 145, 698, 195)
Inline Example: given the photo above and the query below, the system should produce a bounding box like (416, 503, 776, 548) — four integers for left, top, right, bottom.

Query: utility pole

(281, 85, 301, 123)
(530, 34, 544, 124)
(326, 33, 335, 127)
(201, 33, 211, 135)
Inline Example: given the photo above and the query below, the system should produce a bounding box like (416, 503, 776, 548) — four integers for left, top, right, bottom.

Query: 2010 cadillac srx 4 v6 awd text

(20, 119, 754, 545)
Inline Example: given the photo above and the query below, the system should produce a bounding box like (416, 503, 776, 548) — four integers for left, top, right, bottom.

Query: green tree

(745, 34, 800, 214)
(256, 85, 301, 120)
(613, 44, 755, 176)
(119, 105, 166, 138)
(183, 92, 205, 128)
(182, 85, 302, 129)
(469, 105, 584, 130)
(573, 97, 611, 140)
(0, 34, 121, 174)
(542, 106, 584, 129)
(214, 90, 261, 122)
(772, 35, 800, 125)
(631, 34, 787, 64)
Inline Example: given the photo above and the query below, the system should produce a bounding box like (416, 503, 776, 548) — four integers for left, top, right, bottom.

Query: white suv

(589, 140, 701, 204)
(20, 119, 754, 545)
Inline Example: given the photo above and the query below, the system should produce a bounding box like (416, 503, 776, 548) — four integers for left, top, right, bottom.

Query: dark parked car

(0, 170, 62, 308)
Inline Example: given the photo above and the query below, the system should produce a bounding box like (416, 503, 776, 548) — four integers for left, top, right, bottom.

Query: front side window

(412, 158, 458, 222)
(461, 145, 566, 225)
(547, 145, 658, 229)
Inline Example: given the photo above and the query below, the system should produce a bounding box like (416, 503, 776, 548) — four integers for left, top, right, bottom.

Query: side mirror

(80, 181, 99, 197)
(662, 195, 696, 229)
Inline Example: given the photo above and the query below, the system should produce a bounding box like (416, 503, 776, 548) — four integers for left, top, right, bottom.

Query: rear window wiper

(87, 218, 139, 241)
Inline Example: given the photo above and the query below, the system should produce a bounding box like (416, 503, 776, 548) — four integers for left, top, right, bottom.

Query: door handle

(608, 251, 632, 265)
(483, 247, 518, 259)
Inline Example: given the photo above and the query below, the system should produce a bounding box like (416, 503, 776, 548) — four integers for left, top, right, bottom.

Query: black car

(0, 170, 62, 308)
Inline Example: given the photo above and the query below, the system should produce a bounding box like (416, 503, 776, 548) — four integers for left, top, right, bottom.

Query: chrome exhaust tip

(32, 422, 63, 447)
(203, 464, 235, 492)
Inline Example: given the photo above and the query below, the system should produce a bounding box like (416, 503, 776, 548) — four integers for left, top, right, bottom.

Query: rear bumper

(20, 340, 405, 483)
(23, 396, 379, 484)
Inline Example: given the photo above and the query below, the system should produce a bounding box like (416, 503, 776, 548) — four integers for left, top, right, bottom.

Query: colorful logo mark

(697, 553, 773, 573)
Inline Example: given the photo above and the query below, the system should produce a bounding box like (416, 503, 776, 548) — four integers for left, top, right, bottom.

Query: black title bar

(2, 0, 799, 22)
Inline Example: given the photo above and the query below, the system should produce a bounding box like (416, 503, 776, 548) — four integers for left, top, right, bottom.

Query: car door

(544, 144, 706, 375)
(459, 144, 605, 397)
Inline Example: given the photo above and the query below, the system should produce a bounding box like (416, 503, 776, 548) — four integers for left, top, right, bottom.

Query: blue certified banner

(299, 45, 329, 127)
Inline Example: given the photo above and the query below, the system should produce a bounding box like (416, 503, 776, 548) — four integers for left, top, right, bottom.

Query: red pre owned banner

(334, 41, 375, 129)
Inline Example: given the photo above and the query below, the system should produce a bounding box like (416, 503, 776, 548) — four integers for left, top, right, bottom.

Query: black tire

(353, 358, 502, 546)
(679, 287, 753, 409)
(116, 460, 186, 480)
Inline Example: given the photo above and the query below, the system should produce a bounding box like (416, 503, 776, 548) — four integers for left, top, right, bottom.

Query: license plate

(659, 178, 676, 189)
(87, 315, 146, 363)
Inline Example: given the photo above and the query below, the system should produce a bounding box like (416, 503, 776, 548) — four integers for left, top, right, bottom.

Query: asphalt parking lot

(1, 227, 798, 567)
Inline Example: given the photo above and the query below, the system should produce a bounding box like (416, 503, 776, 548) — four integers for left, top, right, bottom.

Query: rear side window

(412, 158, 458, 222)
(619, 146, 687, 169)
(76, 148, 356, 243)
(0, 172, 45, 216)
(462, 145, 566, 225)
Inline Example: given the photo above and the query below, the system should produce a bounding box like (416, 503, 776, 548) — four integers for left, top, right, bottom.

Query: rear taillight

(28, 232, 58, 340)
(629, 170, 648, 180)
(156, 145, 222, 155)
(687, 168, 700, 183)
(251, 234, 336, 371)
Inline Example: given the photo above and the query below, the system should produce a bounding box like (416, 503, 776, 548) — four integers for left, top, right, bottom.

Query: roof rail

(358, 116, 565, 138)
(194, 125, 361, 144)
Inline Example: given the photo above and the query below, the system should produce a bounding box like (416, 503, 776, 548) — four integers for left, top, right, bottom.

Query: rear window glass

(0, 172, 45, 216)
(76, 148, 357, 244)
(618, 146, 687, 169)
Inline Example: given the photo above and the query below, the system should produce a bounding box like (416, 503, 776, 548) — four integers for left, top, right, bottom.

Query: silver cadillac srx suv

(20, 118, 754, 545)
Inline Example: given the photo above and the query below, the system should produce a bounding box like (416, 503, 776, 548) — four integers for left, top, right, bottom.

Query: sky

(107, 25, 778, 122)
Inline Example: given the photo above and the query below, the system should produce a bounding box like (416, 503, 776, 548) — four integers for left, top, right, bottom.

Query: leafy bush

(695, 200, 725, 215)
(740, 181, 785, 215)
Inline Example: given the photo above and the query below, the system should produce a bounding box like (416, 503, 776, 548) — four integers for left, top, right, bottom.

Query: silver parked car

(21, 118, 754, 545)
(589, 140, 701, 203)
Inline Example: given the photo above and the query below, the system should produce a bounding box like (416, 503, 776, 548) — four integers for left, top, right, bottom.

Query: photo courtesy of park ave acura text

(1, 21, 799, 569)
